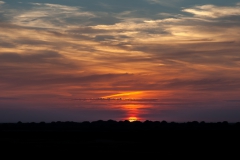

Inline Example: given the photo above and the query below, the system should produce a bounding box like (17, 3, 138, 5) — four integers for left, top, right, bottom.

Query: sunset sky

(0, 0, 240, 122)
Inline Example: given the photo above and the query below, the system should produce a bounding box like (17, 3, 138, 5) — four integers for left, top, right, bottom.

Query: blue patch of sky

(3, 0, 240, 23)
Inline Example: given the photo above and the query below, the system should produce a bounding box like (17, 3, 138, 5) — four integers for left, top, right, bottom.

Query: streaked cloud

(0, 0, 240, 122)
(10, 3, 96, 29)
(146, 0, 183, 7)
(183, 4, 240, 18)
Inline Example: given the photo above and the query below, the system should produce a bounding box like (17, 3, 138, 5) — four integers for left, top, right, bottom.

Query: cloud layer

(1, 0, 240, 122)
(183, 4, 240, 18)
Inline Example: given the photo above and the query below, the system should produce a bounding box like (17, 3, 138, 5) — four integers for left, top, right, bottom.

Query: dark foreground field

(1, 120, 240, 153)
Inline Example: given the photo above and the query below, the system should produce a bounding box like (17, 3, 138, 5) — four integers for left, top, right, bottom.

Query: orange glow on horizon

(128, 117, 138, 122)
(122, 104, 149, 122)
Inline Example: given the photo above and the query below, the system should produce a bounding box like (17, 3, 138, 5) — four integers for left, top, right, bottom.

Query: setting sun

(128, 117, 138, 122)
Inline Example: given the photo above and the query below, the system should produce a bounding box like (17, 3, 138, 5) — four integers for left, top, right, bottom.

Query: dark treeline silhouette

(1, 120, 240, 153)
(1, 120, 240, 131)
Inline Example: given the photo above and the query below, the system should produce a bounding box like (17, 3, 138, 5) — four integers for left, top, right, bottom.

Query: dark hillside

(1, 120, 240, 153)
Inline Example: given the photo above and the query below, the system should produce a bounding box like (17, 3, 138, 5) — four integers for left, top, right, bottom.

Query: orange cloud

(101, 91, 143, 98)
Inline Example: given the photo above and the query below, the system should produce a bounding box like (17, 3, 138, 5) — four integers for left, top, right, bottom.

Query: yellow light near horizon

(129, 117, 138, 122)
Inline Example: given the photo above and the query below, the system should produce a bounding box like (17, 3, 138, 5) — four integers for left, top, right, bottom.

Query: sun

(128, 117, 138, 122)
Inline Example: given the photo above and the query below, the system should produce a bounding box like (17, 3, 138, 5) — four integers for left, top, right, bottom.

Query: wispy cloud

(0, 1, 240, 101)
(10, 3, 96, 29)
(1, 1, 240, 122)
(183, 4, 240, 18)
(146, 0, 182, 7)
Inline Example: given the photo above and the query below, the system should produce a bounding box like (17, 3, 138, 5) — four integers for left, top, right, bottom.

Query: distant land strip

(70, 98, 159, 101)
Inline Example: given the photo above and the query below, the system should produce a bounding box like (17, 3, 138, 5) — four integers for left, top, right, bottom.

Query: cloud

(110, 75, 240, 92)
(146, 0, 182, 7)
(0, 1, 4, 5)
(0, 1, 240, 102)
(226, 100, 240, 102)
(163, 78, 240, 91)
(0, 51, 62, 64)
(0, 67, 135, 94)
(10, 3, 96, 29)
(183, 4, 240, 18)
(0, 97, 18, 100)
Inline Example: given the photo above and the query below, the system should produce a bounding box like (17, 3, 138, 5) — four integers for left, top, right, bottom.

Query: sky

(0, 0, 240, 122)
